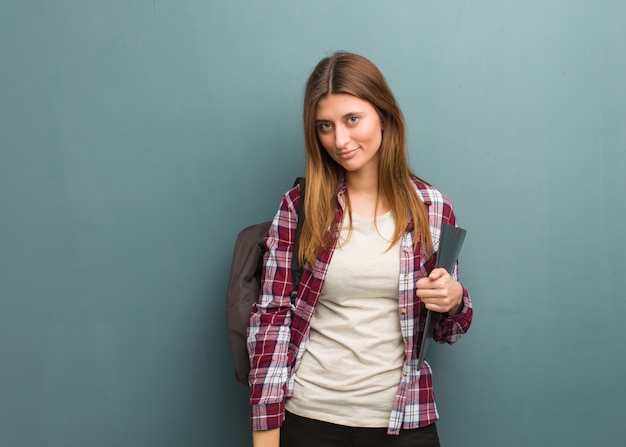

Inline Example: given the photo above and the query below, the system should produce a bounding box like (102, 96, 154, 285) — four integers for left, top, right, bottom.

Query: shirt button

(400, 308, 407, 315)
(403, 338, 408, 345)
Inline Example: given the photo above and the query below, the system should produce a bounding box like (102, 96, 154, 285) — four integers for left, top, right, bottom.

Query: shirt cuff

(250, 401, 285, 431)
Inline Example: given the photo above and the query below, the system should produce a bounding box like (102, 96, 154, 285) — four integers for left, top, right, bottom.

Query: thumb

(429, 268, 447, 279)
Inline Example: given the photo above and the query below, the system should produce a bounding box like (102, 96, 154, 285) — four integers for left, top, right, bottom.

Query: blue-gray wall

(1, 1, 625, 446)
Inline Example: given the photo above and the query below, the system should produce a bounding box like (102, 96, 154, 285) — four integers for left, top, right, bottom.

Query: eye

(317, 122, 333, 132)
(347, 115, 359, 124)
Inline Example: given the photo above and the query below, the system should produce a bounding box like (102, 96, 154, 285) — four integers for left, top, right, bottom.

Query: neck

(345, 172, 388, 217)
(345, 170, 379, 195)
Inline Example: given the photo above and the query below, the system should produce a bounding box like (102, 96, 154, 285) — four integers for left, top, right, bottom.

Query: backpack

(225, 178, 305, 386)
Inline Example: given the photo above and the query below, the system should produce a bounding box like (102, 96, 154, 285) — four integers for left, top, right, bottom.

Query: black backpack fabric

(225, 178, 305, 386)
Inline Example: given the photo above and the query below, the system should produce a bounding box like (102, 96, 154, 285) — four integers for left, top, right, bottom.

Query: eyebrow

(315, 112, 363, 122)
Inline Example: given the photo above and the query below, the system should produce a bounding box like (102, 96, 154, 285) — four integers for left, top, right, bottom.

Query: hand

(415, 268, 464, 315)
(252, 428, 280, 447)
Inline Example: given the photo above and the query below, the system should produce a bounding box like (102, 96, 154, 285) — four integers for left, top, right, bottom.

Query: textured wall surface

(1, 1, 625, 446)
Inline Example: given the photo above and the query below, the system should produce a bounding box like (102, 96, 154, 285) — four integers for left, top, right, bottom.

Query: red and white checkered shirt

(247, 179, 473, 435)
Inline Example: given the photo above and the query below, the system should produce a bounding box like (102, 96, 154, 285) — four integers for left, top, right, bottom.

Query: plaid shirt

(247, 179, 473, 435)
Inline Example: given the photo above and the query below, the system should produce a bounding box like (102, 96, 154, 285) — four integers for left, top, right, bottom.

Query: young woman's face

(315, 94, 383, 178)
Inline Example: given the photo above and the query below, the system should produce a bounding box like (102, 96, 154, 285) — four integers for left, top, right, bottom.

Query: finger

(428, 268, 448, 280)
(415, 277, 431, 289)
(424, 301, 447, 312)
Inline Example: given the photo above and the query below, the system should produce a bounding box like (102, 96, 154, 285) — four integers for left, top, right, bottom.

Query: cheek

(317, 132, 334, 152)
(361, 122, 383, 146)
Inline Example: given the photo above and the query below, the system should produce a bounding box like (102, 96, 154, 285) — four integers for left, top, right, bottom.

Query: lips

(338, 148, 359, 159)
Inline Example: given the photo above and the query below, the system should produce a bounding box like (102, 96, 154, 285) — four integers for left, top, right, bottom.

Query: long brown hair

(300, 52, 433, 266)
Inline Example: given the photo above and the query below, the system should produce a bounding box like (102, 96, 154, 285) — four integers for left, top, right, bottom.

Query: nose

(334, 125, 350, 149)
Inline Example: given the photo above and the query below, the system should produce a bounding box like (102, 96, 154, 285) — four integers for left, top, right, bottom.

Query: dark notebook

(415, 223, 467, 370)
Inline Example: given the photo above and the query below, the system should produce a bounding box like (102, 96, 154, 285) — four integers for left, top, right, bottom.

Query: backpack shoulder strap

(290, 177, 305, 303)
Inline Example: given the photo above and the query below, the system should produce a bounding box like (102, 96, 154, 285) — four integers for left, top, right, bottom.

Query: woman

(247, 52, 473, 447)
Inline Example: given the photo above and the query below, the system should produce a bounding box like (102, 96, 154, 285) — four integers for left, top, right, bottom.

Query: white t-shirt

(285, 210, 404, 427)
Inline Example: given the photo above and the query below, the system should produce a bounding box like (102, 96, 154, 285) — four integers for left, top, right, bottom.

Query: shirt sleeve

(247, 188, 300, 431)
(432, 282, 473, 344)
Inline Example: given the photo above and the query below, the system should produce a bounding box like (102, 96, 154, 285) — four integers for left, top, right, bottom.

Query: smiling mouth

(338, 148, 359, 159)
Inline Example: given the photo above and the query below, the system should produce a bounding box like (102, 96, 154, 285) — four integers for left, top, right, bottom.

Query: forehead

(315, 94, 375, 119)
